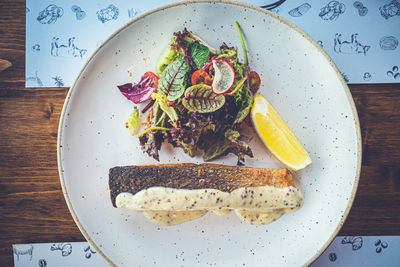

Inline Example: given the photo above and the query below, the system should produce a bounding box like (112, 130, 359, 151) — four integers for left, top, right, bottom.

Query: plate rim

(57, 1, 362, 266)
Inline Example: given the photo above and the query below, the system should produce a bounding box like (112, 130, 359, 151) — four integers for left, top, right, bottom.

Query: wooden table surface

(1, 1, 400, 265)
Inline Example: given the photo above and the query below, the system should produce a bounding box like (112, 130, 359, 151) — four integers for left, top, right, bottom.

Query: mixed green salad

(117, 22, 260, 164)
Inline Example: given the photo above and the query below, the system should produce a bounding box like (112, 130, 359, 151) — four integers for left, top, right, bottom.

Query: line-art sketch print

(50, 243, 72, 256)
(363, 72, 372, 81)
(379, 0, 400, 19)
(353, 1, 368, 16)
(97, 4, 119, 23)
(71, 5, 86, 20)
(37, 5, 64, 24)
(31, 44, 40, 52)
(52, 76, 64, 87)
(38, 259, 47, 267)
(334, 33, 370, 55)
(83, 245, 97, 259)
(26, 71, 43, 87)
(374, 239, 389, 253)
(51, 37, 87, 59)
(341, 72, 349, 82)
(328, 252, 337, 262)
(288, 3, 311, 17)
(319, 1, 346, 20)
(379, 36, 398, 50)
(387, 65, 400, 79)
(128, 8, 139, 19)
(341, 236, 363, 250)
(13, 244, 34, 261)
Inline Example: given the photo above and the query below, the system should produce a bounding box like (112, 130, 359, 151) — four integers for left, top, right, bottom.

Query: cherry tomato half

(191, 70, 213, 86)
(143, 71, 159, 89)
(248, 71, 261, 94)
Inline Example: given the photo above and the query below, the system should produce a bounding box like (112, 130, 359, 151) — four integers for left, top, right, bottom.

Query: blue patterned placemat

(13, 236, 400, 266)
(25, 0, 400, 87)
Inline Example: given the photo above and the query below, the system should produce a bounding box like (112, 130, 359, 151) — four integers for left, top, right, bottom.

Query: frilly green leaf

(125, 106, 140, 136)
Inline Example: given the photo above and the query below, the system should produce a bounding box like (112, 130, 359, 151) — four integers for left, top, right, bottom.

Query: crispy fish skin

(109, 163, 294, 207)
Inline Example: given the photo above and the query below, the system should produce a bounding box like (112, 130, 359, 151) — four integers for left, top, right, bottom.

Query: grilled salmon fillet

(109, 163, 295, 207)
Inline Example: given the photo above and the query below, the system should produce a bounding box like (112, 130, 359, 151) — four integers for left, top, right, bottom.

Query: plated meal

(58, 2, 361, 265)
(110, 22, 311, 226)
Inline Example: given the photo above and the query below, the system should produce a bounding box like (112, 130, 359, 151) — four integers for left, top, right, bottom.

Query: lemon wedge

(251, 95, 311, 171)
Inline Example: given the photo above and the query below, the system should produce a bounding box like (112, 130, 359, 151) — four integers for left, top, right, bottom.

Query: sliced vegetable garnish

(211, 59, 235, 95)
(182, 84, 225, 113)
(158, 59, 190, 101)
(143, 71, 159, 89)
(191, 70, 212, 86)
(226, 74, 247, 96)
(117, 72, 158, 104)
(248, 71, 261, 94)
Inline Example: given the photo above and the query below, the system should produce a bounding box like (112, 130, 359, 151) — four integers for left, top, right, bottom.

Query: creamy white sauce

(115, 185, 303, 226)
(212, 209, 231, 215)
(143, 210, 207, 226)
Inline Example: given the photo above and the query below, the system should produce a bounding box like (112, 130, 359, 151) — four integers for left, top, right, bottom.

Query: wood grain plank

(0, 0, 400, 265)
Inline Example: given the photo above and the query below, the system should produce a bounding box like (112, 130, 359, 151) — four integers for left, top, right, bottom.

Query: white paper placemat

(25, 0, 400, 87)
(13, 236, 400, 266)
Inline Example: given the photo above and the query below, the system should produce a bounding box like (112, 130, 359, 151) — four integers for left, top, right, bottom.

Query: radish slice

(211, 59, 235, 95)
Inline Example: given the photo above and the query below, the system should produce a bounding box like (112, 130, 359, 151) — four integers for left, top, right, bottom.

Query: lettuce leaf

(172, 28, 218, 55)
(158, 59, 190, 101)
(203, 128, 253, 164)
(155, 38, 182, 76)
(189, 41, 210, 69)
(125, 107, 140, 136)
(117, 75, 156, 104)
(151, 92, 178, 123)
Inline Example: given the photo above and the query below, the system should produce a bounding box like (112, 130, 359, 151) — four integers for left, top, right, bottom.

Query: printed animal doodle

(32, 44, 40, 52)
(97, 4, 119, 23)
(334, 33, 370, 55)
(13, 244, 34, 261)
(319, 1, 346, 20)
(83, 245, 97, 259)
(26, 71, 43, 87)
(353, 1, 368, 16)
(341, 72, 350, 82)
(128, 8, 139, 19)
(363, 72, 372, 81)
(52, 76, 64, 87)
(38, 259, 47, 267)
(341, 236, 363, 250)
(50, 243, 72, 256)
(37, 4, 64, 24)
(379, 0, 400, 19)
(387, 65, 400, 79)
(328, 252, 337, 262)
(288, 3, 311, 17)
(51, 37, 87, 59)
(71, 5, 86, 20)
(374, 239, 389, 253)
(379, 36, 398, 50)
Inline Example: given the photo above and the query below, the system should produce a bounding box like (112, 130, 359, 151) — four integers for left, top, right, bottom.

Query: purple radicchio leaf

(117, 76, 156, 104)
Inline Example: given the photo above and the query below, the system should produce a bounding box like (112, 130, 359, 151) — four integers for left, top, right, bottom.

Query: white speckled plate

(57, 1, 361, 266)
